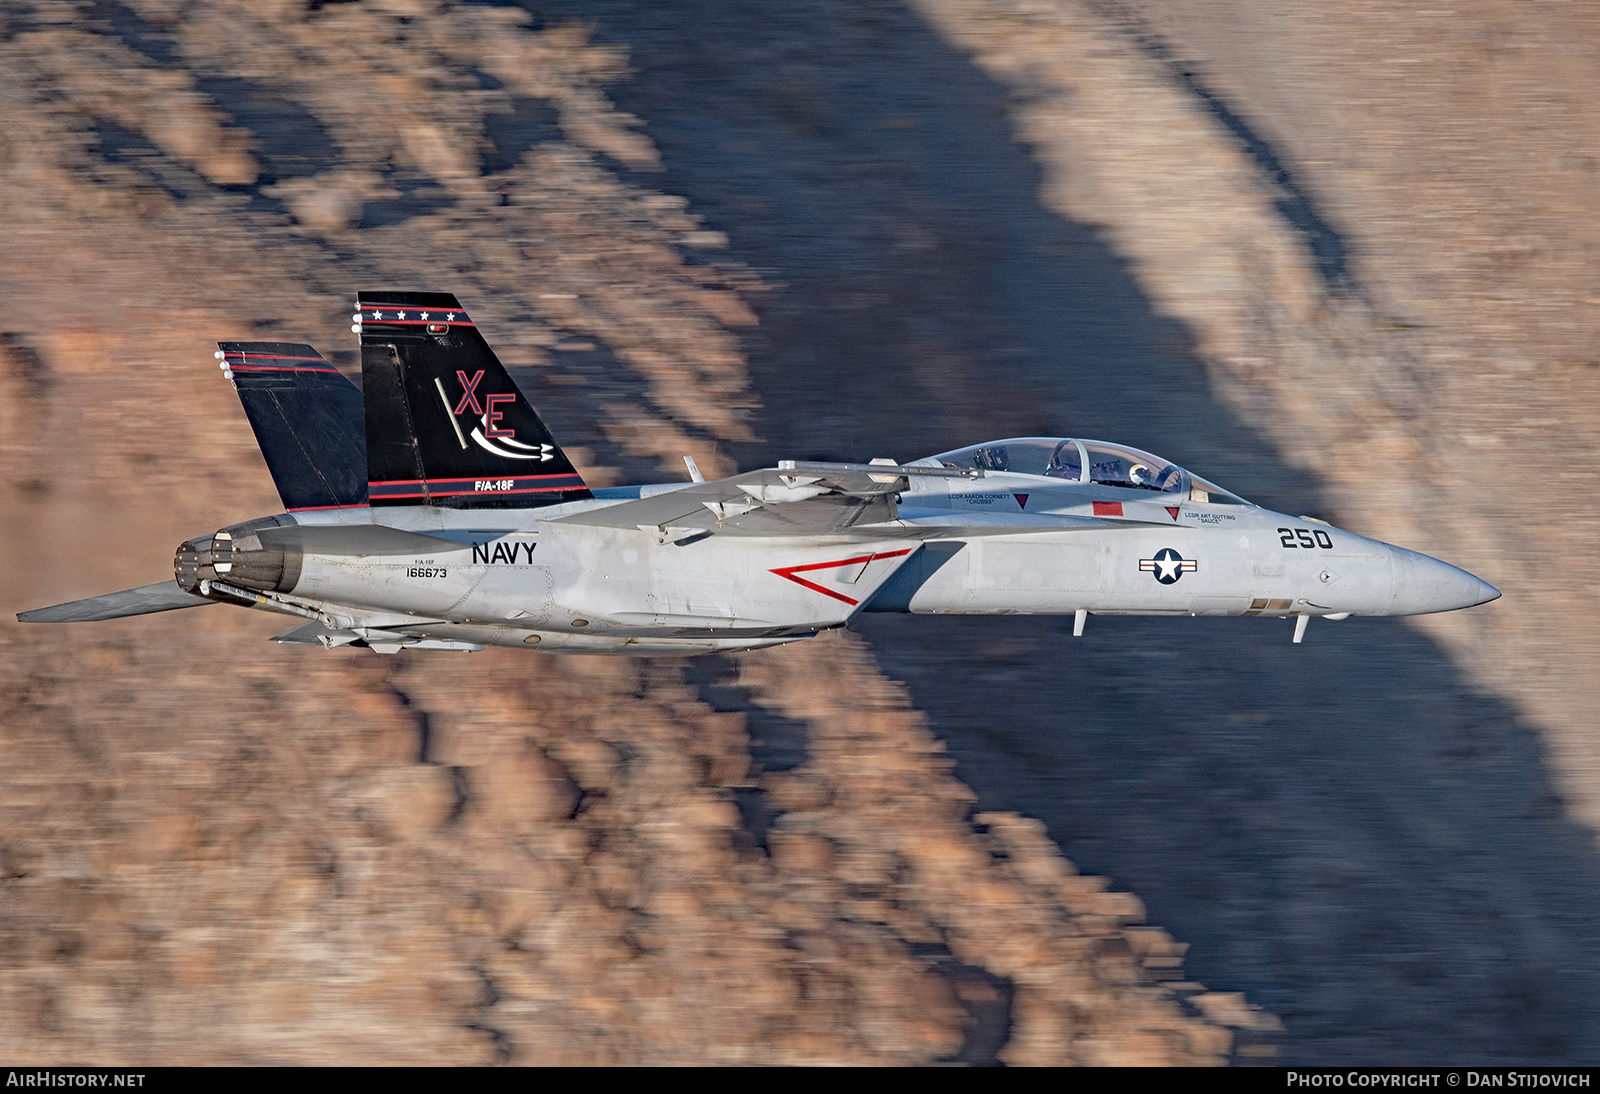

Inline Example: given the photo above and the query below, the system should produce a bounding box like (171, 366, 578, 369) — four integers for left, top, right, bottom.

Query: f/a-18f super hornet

(19, 292, 1499, 655)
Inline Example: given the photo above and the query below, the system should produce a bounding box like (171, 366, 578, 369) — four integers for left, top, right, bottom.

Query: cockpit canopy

(924, 437, 1250, 504)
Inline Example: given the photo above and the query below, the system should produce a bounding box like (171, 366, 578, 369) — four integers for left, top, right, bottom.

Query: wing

(556, 462, 971, 537)
(18, 580, 212, 623)
(557, 461, 1165, 539)
(863, 513, 1134, 537)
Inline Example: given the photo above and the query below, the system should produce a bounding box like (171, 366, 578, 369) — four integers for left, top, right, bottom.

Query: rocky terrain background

(1, 0, 1596, 1066)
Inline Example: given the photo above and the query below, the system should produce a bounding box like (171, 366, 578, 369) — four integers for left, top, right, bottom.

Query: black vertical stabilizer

(219, 342, 368, 511)
(356, 291, 591, 509)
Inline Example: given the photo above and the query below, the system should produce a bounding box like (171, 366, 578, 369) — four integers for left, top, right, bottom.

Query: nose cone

(1388, 545, 1500, 616)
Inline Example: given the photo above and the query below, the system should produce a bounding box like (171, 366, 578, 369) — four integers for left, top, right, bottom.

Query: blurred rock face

(0, 622, 1246, 1064)
(511, 0, 1600, 1063)
(918, 0, 1600, 816)
(0, 0, 1254, 1066)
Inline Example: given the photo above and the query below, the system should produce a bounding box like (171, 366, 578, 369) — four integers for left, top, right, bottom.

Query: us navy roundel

(1139, 548, 1197, 585)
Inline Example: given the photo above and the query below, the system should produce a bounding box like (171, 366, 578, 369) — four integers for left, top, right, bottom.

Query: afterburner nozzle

(175, 519, 301, 596)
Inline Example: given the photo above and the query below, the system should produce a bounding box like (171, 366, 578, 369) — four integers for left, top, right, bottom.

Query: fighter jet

(18, 291, 1499, 654)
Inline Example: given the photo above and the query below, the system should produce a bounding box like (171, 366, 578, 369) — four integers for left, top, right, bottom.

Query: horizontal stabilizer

(19, 580, 211, 623)
(272, 620, 359, 647)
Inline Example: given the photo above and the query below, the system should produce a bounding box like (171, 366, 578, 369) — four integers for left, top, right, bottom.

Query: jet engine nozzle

(173, 534, 219, 593)
(174, 517, 302, 596)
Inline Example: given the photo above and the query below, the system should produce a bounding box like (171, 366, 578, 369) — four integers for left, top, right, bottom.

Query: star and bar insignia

(1139, 547, 1197, 585)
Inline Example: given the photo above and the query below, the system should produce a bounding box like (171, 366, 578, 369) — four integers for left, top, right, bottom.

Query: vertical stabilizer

(356, 291, 590, 509)
(219, 342, 368, 511)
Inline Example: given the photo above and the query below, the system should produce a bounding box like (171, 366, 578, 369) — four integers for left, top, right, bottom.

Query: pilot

(1126, 462, 1183, 492)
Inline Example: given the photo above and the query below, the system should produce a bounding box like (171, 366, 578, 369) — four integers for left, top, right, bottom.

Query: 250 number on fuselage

(1280, 527, 1333, 550)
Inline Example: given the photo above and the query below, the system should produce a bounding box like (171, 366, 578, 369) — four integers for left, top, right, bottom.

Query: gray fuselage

(224, 466, 1494, 655)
